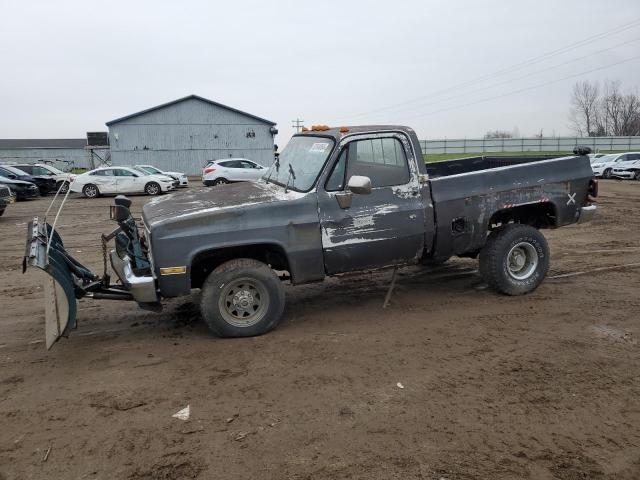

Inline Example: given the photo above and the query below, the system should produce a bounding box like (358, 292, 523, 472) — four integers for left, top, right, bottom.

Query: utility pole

(291, 118, 305, 133)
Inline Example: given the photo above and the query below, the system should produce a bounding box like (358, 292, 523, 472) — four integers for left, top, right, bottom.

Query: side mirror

(347, 175, 372, 195)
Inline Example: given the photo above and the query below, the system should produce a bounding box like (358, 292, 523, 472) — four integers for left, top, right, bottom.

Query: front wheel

(479, 224, 549, 296)
(57, 181, 70, 194)
(634, 171, 640, 181)
(144, 182, 161, 195)
(603, 168, 612, 179)
(200, 258, 285, 337)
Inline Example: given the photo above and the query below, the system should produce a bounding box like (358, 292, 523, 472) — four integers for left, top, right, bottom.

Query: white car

(588, 153, 607, 164)
(13, 163, 75, 193)
(135, 164, 188, 187)
(591, 152, 640, 178)
(202, 158, 266, 186)
(612, 160, 640, 180)
(71, 166, 177, 198)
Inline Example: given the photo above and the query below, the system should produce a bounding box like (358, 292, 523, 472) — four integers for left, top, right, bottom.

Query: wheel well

(190, 244, 290, 289)
(489, 202, 557, 230)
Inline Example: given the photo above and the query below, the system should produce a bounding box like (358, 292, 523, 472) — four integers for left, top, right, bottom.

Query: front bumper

(109, 251, 158, 303)
(16, 185, 40, 199)
(577, 204, 597, 224)
(612, 171, 635, 179)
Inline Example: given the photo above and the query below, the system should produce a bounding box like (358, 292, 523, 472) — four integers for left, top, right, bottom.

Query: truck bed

(425, 154, 567, 178)
(426, 154, 593, 260)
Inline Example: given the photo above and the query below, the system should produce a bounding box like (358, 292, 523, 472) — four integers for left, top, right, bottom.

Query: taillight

(204, 167, 216, 174)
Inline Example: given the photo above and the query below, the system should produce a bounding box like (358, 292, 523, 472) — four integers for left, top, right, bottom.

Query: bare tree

(484, 129, 514, 139)
(596, 81, 640, 136)
(569, 81, 599, 136)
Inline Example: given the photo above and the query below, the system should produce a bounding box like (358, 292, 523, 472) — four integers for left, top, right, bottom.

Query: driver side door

(317, 133, 427, 274)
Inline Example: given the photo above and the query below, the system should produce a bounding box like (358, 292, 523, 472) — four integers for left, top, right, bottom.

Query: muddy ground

(1, 180, 639, 479)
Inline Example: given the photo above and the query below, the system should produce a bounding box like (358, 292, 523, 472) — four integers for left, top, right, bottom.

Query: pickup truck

(24, 125, 598, 348)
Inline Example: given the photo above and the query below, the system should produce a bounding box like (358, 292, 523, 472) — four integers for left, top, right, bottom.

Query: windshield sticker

(310, 143, 329, 153)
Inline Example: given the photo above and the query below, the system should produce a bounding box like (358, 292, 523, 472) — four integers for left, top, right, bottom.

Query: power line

(399, 54, 640, 121)
(333, 18, 640, 122)
(376, 36, 640, 119)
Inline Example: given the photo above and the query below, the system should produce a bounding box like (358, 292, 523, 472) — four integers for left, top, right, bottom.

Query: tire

(213, 178, 228, 186)
(144, 182, 161, 195)
(200, 258, 285, 337)
(82, 184, 99, 198)
(603, 168, 612, 179)
(0, 207, 5, 217)
(479, 224, 549, 296)
(57, 181, 69, 194)
(634, 171, 640, 181)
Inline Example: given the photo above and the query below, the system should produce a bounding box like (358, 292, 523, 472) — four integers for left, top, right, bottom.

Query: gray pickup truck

(25, 125, 597, 348)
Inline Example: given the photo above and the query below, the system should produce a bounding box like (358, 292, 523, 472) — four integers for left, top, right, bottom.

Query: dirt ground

(1, 180, 639, 480)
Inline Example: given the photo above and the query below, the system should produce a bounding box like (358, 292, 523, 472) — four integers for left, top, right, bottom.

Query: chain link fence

(420, 136, 640, 155)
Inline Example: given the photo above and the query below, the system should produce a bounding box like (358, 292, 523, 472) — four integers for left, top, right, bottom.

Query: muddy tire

(213, 178, 228, 186)
(479, 224, 549, 296)
(57, 181, 70, 194)
(200, 258, 285, 337)
(82, 184, 99, 198)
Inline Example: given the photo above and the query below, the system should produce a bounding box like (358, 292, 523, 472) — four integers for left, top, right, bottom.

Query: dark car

(0, 165, 56, 195)
(0, 184, 13, 216)
(0, 176, 39, 200)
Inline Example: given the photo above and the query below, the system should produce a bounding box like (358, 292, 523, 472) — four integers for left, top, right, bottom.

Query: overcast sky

(1, 0, 639, 144)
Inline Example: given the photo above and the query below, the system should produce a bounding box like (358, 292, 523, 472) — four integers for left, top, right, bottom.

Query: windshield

(45, 165, 65, 174)
(141, 166, 161, 174)
(594, 154, 616, 164)
(131, 167, 151, 176)
(264, 136, 334, 192)
(1, 165, 27, 176)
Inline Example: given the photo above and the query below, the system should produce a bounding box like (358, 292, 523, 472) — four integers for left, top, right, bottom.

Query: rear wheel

(479, 224, 549, 296)
(200, 258, 285, 337)
(213, 178, 229, 186)
(82, 184, 99, 198)
(144, 182, 161, 195)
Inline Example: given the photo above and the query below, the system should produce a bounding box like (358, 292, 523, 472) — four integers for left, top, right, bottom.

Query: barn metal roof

(0, 139, 87, 149)
(106, 94, 276, 126)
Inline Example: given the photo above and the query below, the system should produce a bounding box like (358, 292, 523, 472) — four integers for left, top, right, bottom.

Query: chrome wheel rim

(147, 183, 159, 195)
(507, 242, 538, 280)
(218, 277, 269, 327)
(59, 182, 69, 193)
(215, 179, 227, 185)
(85, 185, 97, 197)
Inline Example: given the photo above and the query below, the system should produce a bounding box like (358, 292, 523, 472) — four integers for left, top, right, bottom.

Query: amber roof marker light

(311, 125, 330, 131)
(339, 127, 349, 133)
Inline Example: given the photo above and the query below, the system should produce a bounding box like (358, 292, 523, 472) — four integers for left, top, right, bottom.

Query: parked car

(202, 158, 267, 186)
(0, 184, 13, 216)
(0, 165, 56, 195)
(134, 165, 188, 187)
(13, 163, 75, 193)
(25, 125, 597, 348)
(612, 160, 640, 180)
(588, 153, 607, 163)
(71, 166, 177, 198)
(0, 176, 39, 200)
(591, 152, 640, 178)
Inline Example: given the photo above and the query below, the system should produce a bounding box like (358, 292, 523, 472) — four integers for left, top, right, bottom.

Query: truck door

(317, 133, 426, 274)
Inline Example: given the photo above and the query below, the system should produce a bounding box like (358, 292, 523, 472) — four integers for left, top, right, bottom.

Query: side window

(18, 165, 33, 174)
(241, 161, 257, 169)
(91, 170, 107, 176)
(347, 137, 410, 188)
(116, 169, 136, 177)
(628, 153, 640, 161)
(326, 148, 348, 191)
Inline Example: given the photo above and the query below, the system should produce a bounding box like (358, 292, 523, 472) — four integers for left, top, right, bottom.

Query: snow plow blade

(23, 217, 95, 349)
